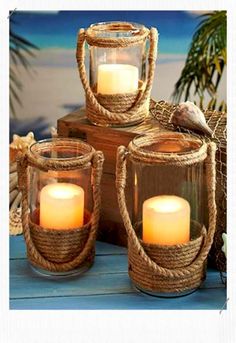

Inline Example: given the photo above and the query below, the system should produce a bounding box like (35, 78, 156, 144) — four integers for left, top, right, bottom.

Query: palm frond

(10, 17, 39, 117)
(172, 11, 226, 110)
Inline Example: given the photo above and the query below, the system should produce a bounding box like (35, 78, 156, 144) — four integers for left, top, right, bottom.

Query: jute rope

(76, 23, 158, 126)
(17, 148, 104, 272)
(149, 100, 227, 273)
(29, 139, 94, 171)
(116, 139, 217, 280)
(85, 22, 150, 48)
(128, 134, 208, 166)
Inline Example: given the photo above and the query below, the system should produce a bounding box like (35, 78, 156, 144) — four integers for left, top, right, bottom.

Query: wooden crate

(58, 108, 163, 246)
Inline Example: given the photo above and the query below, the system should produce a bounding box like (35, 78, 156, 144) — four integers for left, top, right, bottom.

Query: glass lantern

(88, 21, 147, 93)
(116, 132, 217, 297)
(77, 21, 158, 127)
(18, 138, 104, 278)
(131, 133, 207, 242)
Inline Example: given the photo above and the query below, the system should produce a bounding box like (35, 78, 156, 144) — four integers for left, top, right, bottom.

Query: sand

(11, 51, 226, 134)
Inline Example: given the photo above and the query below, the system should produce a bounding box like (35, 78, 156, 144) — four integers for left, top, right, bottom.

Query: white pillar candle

(97, 64, 139, 94)
(142, 195, 190, 245)
(40, 183, 84, 229)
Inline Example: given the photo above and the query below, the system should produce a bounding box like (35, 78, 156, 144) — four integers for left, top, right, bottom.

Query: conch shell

(170, 101, 213, 137)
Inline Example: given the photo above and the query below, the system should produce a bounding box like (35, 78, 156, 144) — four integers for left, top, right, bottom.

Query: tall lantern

(77, 21, 158, 127)
(17, 138, 104, 277)
(116, 132, 217, 296)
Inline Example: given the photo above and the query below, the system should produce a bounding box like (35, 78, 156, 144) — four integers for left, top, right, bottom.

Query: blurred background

(9, 10, 226, 140)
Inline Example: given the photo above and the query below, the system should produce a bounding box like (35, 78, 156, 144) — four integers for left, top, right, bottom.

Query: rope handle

(17, 150, 104, 272)
(76, 27, 158, 121)
(116, 143, 217, 279)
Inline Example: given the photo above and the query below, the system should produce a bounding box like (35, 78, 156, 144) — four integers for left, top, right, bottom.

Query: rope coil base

(17, 146, 104, 274)
(86, 81, 150, 127)
(27, 211, 94, 272)
(129, 222, 206, 293)
(76, 24, 158, 127)
(116, 136, 217, 295)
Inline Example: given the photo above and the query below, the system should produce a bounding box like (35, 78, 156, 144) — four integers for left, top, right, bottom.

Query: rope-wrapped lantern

(76, 21, 158, 127)
(17, 138, 104, 277)
(116, 133, 217, 296)
(150, 100, 227, 272)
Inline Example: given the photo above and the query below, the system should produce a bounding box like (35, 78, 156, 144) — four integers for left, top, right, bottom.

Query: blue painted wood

(10, 236, 126, 259)
(9, 236, 226, 310)
(10, 259, 223, 300)
(10, 257, 130, 299)
(10, 288, 226, 310)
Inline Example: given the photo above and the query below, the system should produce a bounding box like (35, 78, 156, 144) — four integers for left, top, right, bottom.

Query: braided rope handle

(17, 150, 104, 272)
(116, 143, 217, 279)
(76, 27, 158, 122)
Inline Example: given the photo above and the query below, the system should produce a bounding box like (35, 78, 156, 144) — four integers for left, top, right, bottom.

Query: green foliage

(172, 11, 227, 111)
(10, 17, 39, 117)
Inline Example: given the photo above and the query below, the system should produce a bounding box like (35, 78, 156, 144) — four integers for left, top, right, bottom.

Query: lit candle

(40, 183, 84, 229)
(142, 195, 190, 245)
(97, 64, 139, 94)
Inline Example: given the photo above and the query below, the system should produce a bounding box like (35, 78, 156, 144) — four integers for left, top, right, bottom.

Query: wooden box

(58, 108, 163, 246)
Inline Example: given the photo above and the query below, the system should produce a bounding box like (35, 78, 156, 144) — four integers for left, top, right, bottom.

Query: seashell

(170, 101, 213, 137)
(9, 208, 23, 235)
(10, 131, 36, 162)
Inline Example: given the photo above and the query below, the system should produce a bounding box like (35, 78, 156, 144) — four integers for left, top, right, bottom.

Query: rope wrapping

(76, 23, 158, 126)
(17, 147, 104, 273)
(149, 100, 227, 272)
(116, 135, 217, 292)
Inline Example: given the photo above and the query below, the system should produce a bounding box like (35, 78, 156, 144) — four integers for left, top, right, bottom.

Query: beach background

(10, 10, 226, 139)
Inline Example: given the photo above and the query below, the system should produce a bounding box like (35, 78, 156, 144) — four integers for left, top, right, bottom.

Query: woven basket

(149, 100, 227, 272)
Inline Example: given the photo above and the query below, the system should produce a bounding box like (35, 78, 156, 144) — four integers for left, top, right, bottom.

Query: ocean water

(11, 10, 202, 55)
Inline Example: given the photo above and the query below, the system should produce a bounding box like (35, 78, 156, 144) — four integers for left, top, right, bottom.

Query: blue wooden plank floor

(10, 236, 226, 310)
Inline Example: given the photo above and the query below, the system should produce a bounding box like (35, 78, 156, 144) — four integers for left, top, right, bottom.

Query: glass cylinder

(131, 133, 207, 242)
(77, 21, 157, 127)
(29, 139, 93, 227)
(122, 132, 211, 297)
(88, 21, 147, 93)
(21, 138, 100, 278)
